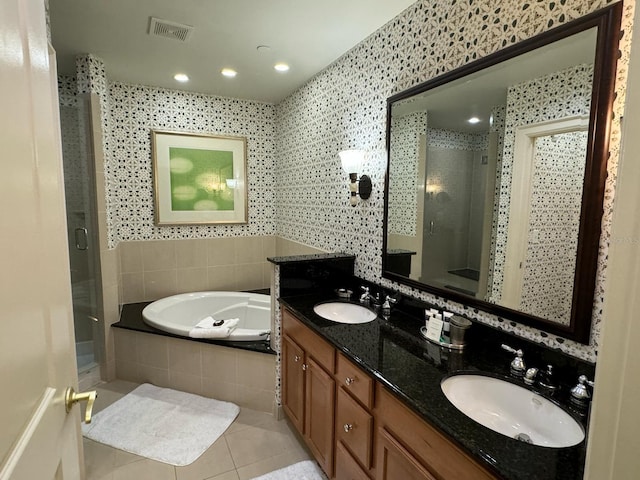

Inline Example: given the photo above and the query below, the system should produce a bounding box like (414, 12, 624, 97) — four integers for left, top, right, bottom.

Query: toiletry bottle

(443, 312, 453, 335)
(433, 313, 443, 341)
(424, 309, 433, 329)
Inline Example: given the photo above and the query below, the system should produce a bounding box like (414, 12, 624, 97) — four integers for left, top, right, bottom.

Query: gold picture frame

(151, 130, 248, 225)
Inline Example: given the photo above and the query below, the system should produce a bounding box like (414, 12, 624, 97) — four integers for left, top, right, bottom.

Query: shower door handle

(75, 227, 89, 250)
(429, 221, 434, 235)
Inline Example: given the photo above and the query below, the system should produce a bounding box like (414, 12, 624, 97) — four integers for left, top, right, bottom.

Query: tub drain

(514, 433, 533, 444)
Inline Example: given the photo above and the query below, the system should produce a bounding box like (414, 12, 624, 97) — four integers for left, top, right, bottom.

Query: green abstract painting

(169, 147, 235, 211)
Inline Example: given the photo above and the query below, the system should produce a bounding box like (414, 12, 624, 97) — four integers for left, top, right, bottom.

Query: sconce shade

(339, 150, 365, 174)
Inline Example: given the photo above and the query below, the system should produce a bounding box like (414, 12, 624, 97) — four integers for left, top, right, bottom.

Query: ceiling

(391, 28, 597, 133)
(49, 0, 416, 103)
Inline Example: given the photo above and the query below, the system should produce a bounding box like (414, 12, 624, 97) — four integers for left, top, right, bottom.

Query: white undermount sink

(441, 374, 584, 448)
(313, 302, 377, 324)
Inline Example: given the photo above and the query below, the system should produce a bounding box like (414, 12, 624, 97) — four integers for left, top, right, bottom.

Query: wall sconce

(339, 150, 372, 206)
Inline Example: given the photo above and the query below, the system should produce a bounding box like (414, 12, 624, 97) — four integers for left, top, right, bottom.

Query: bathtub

(142, 291, 271, 341)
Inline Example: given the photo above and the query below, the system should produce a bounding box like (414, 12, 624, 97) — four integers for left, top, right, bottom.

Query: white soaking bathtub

(142, 291, 271, 341)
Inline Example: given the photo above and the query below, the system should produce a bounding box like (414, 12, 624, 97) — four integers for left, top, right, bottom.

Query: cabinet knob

(302, 364, 308, 371)
(294, 355, 300, 362)
(345, 377, 355, 386)
(343, 423, 353, 433)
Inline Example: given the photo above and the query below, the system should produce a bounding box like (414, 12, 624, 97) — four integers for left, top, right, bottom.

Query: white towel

(189, 317, 239, 338)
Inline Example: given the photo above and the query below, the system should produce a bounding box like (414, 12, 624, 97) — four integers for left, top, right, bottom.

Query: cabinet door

(376, 428, 437, 480)
(305, 356, 336, 475)
(335, 441, 371, 480)
(336, 387, 373, 470)
(282, 335, 305, 433)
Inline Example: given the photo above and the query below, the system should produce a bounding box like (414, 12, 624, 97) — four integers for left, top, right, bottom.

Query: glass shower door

(59, 94, 102, 377)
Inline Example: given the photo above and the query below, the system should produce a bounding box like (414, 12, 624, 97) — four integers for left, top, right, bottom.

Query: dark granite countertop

(115, 302, 275, 355)
(267, 252, 355, 265)
(279, 293, 590, 480)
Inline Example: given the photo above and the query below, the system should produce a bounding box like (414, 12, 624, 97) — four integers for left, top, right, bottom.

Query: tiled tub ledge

(112, 302, 277, 414)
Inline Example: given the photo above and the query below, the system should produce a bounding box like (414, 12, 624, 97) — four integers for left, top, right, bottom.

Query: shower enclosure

(59, 93, 102, 387)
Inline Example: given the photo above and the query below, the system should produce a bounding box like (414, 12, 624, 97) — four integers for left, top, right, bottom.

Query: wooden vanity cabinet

(335, 353, 375, 478)
(281, 308, 496, 480)
(374, 384, 495, 480)
(376, 427, 436, 480)
(335, 441, 372, 480)
(281, 335, 305, 432)
(281, 308, 336, 476)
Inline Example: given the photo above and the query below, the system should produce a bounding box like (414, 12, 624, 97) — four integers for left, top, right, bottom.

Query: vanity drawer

(336, 353, 374, 409)
(375, 384, 495, 480)
(282, 308, 335, 373)
(336, 386, 373, 470)
(335, 440, 371, 480)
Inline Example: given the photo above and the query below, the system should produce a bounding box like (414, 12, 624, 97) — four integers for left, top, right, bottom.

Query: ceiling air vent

(149, 17, 193, 42)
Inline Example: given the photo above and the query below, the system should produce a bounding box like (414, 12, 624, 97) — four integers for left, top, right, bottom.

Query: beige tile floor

(83, 380, 323, 480)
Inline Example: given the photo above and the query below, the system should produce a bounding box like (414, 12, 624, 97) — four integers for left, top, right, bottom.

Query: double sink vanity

(278, 290, 592, 480)
(271, 253, 595, 480)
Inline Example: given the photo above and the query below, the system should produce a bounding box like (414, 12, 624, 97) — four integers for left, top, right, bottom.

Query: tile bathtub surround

(119, 236, 276, 303)
(274, 0, 636, 363)
(113, 329, 277, 414)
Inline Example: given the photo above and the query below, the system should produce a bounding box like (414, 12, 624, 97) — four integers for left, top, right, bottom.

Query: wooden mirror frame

(382, 3, 623, 344)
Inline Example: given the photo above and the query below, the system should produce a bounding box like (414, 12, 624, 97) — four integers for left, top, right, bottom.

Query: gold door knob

(65, 387, 97, 424)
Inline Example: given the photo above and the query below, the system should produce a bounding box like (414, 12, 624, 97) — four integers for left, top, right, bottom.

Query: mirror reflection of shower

(58, 88, 102, 387)
(420, 127, 498, 297)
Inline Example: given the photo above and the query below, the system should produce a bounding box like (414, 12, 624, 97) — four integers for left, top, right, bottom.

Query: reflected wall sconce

(339, 150, 372, 206)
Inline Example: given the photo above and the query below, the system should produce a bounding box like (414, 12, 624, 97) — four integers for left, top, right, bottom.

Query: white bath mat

(82, 383, 239, 466)
(250, 460, 325, 480)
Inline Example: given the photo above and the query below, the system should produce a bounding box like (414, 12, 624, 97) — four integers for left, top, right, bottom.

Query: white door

(501, 116, 589, 312)
(0, 0, 84, 479)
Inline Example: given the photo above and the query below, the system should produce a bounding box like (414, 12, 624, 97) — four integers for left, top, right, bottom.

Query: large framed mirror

(382, 3, 623, 344)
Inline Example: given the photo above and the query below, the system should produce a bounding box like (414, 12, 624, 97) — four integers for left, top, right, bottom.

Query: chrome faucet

(537, 364, 558, 393)
(524, 367, 539, 386)
(359, 286, 380, 309)
(518, 363, 560, 394)
(501, 344, 526, 377)
(570, 375, 595, 408)
(381, 295, 397, 317)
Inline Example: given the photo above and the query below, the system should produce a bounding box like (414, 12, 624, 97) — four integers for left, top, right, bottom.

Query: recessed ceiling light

(174, 73, 189, 82)
(468, 117, 481, 124)
(221, 68, 237, 78)
(274, 63, 290, 72)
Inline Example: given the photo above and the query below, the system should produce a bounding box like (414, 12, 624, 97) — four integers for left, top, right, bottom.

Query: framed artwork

(151, 130, 248, 225)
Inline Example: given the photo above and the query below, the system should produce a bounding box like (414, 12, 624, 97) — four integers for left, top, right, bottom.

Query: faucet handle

(570, 375, 594, 408)
(501, 344, 526, 376)
(359, 286, 370, 304)
(524, 367, 539, 386)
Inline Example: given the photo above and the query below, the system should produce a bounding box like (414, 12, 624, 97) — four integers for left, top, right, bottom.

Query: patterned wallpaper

(60, 1, 634, 362)
(428, 128, 488, 151)
(275, 0, 635, 362)
(520, 131, 588, 325)
(388, 111, 428, 236)
(105, 83, 276, 243)
(490, 63, 594, 303)
(57, 75, 82, 213)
